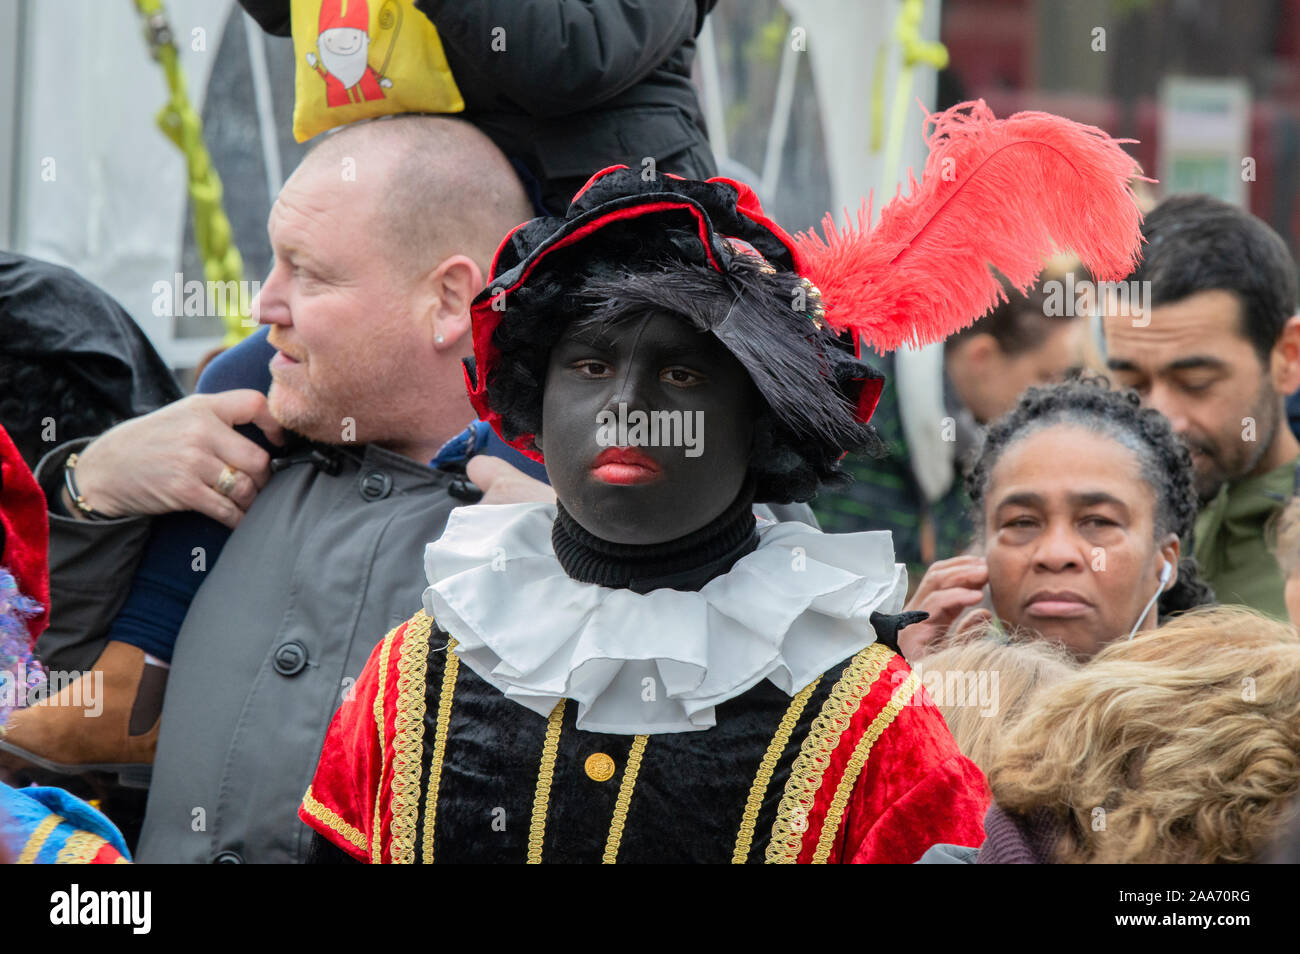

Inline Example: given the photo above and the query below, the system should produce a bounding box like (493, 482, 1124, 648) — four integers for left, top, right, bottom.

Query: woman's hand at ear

(899, 555, 989, 660)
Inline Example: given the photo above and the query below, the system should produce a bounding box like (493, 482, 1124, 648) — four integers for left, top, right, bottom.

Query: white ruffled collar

(422, 503, 906, 735)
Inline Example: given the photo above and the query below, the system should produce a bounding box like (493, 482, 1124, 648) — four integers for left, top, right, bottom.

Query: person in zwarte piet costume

(299, 101, 1147, 863)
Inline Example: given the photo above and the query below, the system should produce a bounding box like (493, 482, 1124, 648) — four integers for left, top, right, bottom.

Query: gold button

(584, 752, 616, 782)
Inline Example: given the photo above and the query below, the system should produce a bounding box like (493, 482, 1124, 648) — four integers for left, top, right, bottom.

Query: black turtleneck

(552, 479, 760, 593)
(551, 479, 929, 650)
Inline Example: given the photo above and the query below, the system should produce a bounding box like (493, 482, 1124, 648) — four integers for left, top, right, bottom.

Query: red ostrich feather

(795, 100, 1150, 353)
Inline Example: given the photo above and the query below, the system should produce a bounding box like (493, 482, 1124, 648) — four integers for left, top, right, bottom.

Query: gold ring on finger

(214, 465, 241, 498)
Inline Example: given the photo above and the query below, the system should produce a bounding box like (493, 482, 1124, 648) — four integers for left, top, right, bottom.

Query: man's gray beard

(320, 44, 369, 89)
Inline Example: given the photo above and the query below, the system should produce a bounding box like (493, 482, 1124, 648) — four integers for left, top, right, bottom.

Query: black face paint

(540, 310, 760, 545)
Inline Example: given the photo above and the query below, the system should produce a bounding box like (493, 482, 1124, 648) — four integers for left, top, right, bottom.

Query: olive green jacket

(1193, 456, 1300, 621)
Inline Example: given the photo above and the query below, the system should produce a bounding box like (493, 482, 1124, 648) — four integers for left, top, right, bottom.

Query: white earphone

(1128, 559, 1173, 640)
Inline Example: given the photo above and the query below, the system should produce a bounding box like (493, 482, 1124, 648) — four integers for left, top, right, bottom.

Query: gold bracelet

(63, 452, 105, 520)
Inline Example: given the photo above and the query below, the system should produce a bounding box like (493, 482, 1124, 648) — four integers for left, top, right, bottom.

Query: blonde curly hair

(987, 605, 1300, 863)
(919, 634, 1078, 774)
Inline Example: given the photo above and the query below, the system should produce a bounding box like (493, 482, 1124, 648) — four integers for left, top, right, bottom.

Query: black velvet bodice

(412, 641, 839, 864)
(415, 611, 919, 864)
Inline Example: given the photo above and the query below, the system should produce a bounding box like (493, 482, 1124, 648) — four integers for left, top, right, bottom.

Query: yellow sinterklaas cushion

(290, 0, 463, 143)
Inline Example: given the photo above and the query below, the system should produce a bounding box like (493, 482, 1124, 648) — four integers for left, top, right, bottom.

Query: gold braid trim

(371, 625, 397, 864)
(302, 785, 368, 855)
(388, 611, 434, 865)
(732, 678, 822, 864)
(602, 735, 649, 864)
(421, 636, 459, 864)
(811, 669, 920, 863)
(765, 643, 894, 864)
(55, 830, 109, 864)
(17, 814, 62, 864)
(526, 699, 566, 864)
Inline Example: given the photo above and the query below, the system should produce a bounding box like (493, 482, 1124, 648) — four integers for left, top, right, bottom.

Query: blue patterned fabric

(0, 782, 131, 863)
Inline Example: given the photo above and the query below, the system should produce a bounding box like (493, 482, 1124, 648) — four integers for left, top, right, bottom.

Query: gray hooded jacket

(38, 439, 463, 863)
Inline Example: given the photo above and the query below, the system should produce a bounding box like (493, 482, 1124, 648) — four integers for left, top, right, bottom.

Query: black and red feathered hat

(464, 164, 885, 495)
(466, 101, 1148, 500)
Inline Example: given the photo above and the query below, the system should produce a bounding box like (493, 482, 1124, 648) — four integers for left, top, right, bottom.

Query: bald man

(7, 116, 537, 862)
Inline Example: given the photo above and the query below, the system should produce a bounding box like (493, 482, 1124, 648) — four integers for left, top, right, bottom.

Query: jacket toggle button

(359, 471, 393, 501)
(273, 640, 309, 677)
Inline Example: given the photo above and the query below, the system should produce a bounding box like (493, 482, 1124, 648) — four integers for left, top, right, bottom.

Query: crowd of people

(2, 0, 1300, 866)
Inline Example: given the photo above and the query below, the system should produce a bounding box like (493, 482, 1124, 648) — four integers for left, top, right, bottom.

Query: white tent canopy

(5, 0, 247, 366)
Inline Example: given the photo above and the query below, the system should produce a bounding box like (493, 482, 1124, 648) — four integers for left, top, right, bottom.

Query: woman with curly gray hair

(901, 373, 1215, 660)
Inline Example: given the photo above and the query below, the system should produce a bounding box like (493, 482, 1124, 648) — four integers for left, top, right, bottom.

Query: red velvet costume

(302, 611, 989, 863)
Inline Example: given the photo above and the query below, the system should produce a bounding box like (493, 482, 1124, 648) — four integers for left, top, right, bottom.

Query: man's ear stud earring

(435, 334, 445, 344)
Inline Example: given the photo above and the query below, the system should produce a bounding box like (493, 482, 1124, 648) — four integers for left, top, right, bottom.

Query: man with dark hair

(1104, 193, 1300, 619)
